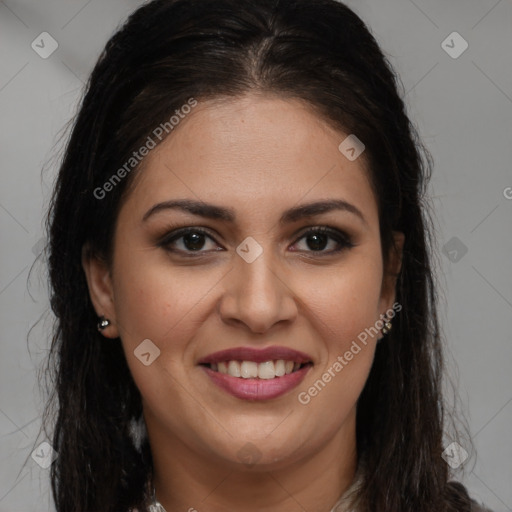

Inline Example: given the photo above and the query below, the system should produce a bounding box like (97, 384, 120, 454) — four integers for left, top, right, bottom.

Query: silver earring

(378, 314, 393, 341)
(382, 317, 393, 335)
(97, 315, 111, 331)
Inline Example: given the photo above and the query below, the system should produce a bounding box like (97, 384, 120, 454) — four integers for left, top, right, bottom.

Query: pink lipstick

(198, 346, 313, 401)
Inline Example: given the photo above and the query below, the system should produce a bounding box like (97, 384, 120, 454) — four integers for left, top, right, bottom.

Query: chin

(203, 430, 312, 470)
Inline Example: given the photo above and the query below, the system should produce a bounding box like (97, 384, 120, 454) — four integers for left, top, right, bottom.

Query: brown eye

(180, 231, 207, 251)
(159, 228, 220, 254)
(292, 227, 354, 254)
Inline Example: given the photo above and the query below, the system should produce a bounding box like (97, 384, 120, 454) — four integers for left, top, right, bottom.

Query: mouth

(197, 346, 313, 400)
(200, 360, 313, 379)
(200, 362, 312, 400)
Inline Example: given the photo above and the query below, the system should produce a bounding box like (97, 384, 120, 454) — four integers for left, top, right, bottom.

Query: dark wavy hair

(37, 0, 477, 510)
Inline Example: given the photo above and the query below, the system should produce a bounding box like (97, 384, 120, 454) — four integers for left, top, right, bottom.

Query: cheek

(111, 254, 204, 406)
(291, 256, 381, 412)
(294, 267, 381, 426)
(293, 257, 383, 349)
(112, 251, 194, 337)
(112, 251, 228, 376)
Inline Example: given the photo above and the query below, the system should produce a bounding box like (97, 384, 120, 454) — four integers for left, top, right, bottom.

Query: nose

(218, 247, 298, 334)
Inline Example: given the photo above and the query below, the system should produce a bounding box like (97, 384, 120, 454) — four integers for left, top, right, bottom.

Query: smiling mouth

(200, 360, 313, 379)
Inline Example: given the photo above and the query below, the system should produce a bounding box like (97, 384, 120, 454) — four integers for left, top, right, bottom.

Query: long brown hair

(40, 0, 473, 510)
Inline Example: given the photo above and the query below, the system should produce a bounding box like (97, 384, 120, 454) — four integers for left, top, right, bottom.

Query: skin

(82, 93, 404, 512)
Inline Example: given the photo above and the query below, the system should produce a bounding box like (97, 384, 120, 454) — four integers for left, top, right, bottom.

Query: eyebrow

(142, 198, 367, 226)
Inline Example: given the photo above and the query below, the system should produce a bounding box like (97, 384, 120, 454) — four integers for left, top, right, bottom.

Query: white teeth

(240, 361, 258, 378)
(258, 361, 275, 379)
(274, 359, 286, 377)
(228, 360, 241, 377)
(210, 359, 305, 379)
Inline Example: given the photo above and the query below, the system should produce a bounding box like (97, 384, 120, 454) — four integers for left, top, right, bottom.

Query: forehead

(119, 94, 378, 228)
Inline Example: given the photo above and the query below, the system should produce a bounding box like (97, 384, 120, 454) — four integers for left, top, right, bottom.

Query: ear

(81, 244, 119, 338)
(378, 231, 405, 314)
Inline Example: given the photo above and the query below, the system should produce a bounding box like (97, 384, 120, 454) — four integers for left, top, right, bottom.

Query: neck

(148, 408, 359, 512)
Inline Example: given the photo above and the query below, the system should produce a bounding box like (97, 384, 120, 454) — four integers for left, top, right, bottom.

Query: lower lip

(200, 364, 312, 401)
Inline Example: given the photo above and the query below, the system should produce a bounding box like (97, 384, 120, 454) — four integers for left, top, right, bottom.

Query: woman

(41, 0, 492, 510)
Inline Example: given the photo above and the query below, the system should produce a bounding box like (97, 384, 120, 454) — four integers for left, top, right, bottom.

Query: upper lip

(197, 346, 313, 365)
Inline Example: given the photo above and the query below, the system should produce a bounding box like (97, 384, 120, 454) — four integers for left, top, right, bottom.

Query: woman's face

(83, 93, 403, 470)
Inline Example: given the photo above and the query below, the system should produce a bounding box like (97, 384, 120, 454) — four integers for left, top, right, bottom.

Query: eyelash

(157, 225, 355, 257)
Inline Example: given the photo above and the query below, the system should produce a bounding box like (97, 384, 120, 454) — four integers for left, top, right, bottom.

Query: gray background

(0, 0, 511, 511)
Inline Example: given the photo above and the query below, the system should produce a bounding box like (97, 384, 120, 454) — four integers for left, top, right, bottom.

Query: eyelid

(295, 224, 353, 242)
(157, 225, 218, 243)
